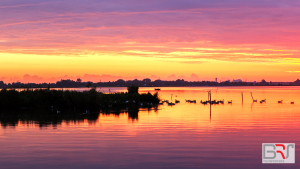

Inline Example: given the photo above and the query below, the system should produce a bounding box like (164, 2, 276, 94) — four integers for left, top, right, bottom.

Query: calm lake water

(1, 86, 300, 169)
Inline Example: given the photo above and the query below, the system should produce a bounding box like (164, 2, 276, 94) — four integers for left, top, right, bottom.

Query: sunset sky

(1, 0, 300, 83)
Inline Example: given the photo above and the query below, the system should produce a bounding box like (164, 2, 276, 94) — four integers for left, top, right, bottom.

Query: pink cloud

(1, 0, 300, 85)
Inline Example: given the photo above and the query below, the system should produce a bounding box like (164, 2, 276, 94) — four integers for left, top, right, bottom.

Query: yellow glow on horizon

(1, 48, 300, 83)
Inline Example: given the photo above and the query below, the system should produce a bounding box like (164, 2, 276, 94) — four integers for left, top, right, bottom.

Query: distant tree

(260, 79, 268, 85)
(142, 78, 151, 83)
(86, 82, 92, 88)
(293, 79, 300, 85)
(47, 83, 51, 90)
(76, 78, 82, 83)
(116, 79, 126, 86)
(127, 85, 139, 94)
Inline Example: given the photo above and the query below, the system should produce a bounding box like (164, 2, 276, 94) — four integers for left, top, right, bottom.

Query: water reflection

(0, 107, 160, 129)
(1, 87, 300, 169)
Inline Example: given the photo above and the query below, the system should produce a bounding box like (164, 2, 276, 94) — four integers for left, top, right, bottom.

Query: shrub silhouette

(127, 85, 138, 94)
(0, 88, 160, 111)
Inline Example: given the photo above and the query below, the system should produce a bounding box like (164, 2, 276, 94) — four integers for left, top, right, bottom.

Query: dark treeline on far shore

(1, 78, 300, 89)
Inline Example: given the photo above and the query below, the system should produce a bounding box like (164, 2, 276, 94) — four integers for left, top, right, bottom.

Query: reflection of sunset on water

(3, 86, 300, 132)
(1, 87, 300, 168)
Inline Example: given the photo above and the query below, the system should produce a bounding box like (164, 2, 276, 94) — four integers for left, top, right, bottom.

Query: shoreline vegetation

(0, 85, 160, 112)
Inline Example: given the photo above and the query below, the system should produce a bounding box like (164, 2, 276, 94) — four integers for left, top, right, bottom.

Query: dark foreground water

(1, 86, 300, 169)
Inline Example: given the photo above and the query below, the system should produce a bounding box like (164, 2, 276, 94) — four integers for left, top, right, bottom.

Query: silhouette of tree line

(0, 78, 298, 89)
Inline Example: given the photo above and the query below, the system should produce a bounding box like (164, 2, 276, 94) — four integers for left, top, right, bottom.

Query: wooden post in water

(210, 91, 212, 120)
(208, 91, 209, 100)
(208, 90, 211, 101)
(242, 92, 243, 103)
